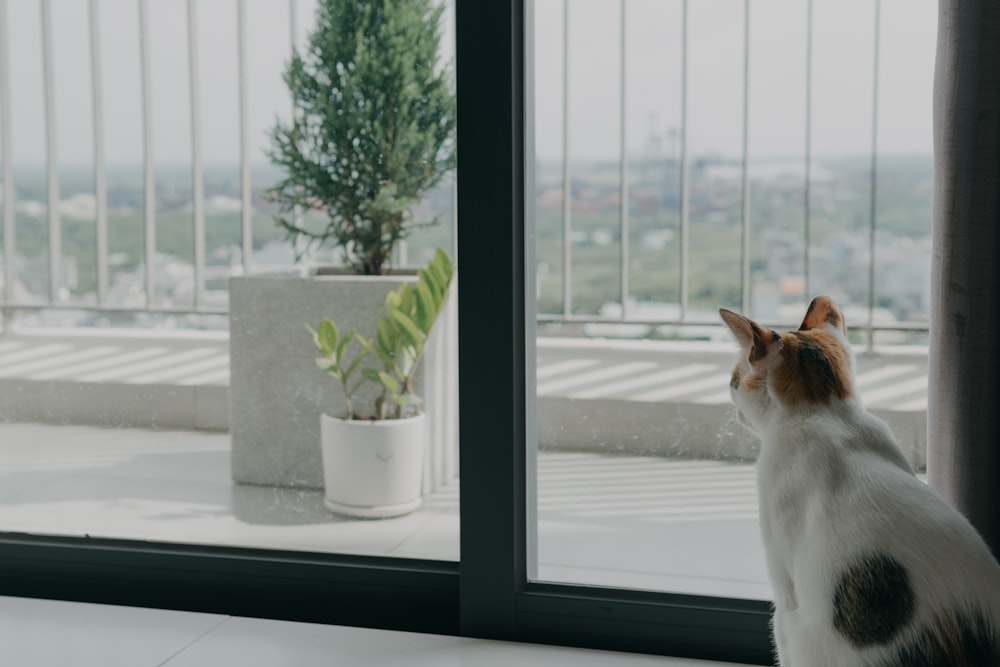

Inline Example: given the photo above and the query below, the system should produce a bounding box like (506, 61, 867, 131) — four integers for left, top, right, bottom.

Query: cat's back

(756, 402, 912, 519)
(786, 409, 1000, 587)
(796, 418, 1000, 665)
(764, 413, 1000, 665)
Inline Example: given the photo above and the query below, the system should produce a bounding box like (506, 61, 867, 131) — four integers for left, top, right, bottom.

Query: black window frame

(0, 1, 772, 663)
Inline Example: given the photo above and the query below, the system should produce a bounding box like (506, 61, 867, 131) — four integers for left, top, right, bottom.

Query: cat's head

(718, 296, 855, 435)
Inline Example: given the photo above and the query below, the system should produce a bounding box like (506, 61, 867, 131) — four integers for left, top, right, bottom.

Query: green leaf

(414, 281, 435, 333)
(427, 256, 449, 290)
(434, 257, 454, 301)
(377, 371, 400, 396)
(432, 248, 453, 283)
(375, 318, 397, 364)
(335, 329, 355, 363)
(390, 310, 424, 351)
(397, 284, 416, 315)
(418, 268, 441, 311)
(316, 318, 338, 355)
(361, 368, 381, 383)
(385, 290, 401, 312)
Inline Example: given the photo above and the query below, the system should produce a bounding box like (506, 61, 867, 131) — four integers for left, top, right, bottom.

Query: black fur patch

(790, 331, 838, 385)
(833, 553, 915, 647)
(886, 612, 1000, 667)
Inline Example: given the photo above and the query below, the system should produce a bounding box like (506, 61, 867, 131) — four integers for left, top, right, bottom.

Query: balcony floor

(0, 422, 770, 600)
(0, 330, 930, 601)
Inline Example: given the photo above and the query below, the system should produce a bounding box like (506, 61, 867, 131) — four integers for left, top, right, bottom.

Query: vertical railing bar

(618, 0, 629, 318)
(138, 0, 156, 308)
(867, 0, 881, 351)
(40, 0, 62, 304)
(186, 0, 205, 310)
(89, 0, 109, 306)
(561, 0, 571, 317)
(394, 237, 408, 269)
(237, 0, 252, 275)
(0, 0, 16, 316)
(739, 0, 750, 315)
(803, 0, 813, 301)
(678, 0, 689, 320)
(289, 0, 298, 57)
(289, 0, 305, 259)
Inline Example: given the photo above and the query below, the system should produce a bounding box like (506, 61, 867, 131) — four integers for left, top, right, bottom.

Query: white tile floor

(0, 595, 749, 666)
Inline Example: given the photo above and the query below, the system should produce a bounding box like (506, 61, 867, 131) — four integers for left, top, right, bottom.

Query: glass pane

(0, 0, 458, 560)
(529, 0, 934, 597)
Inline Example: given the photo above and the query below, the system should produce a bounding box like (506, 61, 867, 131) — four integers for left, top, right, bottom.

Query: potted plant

(266, 0, 456, 273)
(228, 0, 457, 492)
(309, 249, 453, 518)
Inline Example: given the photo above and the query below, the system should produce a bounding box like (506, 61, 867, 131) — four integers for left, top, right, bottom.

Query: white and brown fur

(720, 296, 1000, 666)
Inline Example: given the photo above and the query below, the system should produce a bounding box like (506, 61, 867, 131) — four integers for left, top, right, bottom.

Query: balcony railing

(534, 0, 933, 347)
(1, 0, 252, 318)
(0, 0, 933, 343)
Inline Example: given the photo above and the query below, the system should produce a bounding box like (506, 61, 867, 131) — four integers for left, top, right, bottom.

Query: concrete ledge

(0, 330, 230, 431)
(537, 397, 928, 470)
(0, 378, 229, 431)
(0, 331, 927, 470)
(538, 397, 760, 461)
(535, 337, 929, 469)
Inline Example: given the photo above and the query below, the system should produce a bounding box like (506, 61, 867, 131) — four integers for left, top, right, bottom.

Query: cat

(719, 295, 1000, 666)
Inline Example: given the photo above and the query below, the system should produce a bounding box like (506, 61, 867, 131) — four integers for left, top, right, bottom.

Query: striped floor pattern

(0, 337, 928, 412)
(0, 339, 229, 386)
(536, 356, 928, 412)
(537, 452, 758, 525)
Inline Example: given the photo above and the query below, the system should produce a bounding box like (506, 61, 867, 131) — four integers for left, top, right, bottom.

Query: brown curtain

(928, 0, 1000, 556)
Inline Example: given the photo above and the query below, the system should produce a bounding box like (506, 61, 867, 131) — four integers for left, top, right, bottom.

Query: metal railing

(538, 0, 930, 344)
(0, 0, 930, 342)
(0, 0, 285, 320)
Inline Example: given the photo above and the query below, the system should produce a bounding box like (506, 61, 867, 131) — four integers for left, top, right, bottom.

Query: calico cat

(720, 296, 1000, 666)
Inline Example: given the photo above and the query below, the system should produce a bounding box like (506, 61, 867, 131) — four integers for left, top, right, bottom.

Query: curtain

(928, 0, 1000, 556)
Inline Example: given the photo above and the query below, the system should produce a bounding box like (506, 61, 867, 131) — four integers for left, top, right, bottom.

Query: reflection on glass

(529, 0, 934, 597)
(0, 0, 458, 561)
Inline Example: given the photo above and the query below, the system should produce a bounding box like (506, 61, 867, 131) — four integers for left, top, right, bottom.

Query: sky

(2, 0, 936, 166)
(534, 0, 937, 160)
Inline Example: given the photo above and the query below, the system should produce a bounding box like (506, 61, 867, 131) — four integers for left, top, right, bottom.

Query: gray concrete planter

(228, 269, 458, 492)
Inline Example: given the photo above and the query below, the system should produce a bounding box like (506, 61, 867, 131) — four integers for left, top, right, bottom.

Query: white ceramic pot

(320, 412, 427, 518)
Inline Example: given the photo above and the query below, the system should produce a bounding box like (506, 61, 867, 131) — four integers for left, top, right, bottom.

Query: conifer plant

(267, 0, 456, 275)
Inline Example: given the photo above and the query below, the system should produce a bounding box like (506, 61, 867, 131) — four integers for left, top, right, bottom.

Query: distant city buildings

(2, 153, 931, 337)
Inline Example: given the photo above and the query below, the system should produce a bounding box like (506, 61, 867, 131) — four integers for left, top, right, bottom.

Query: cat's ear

(799, 295, 847, 336)
(719, 309, 779, 363)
